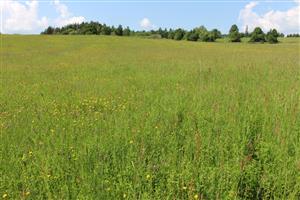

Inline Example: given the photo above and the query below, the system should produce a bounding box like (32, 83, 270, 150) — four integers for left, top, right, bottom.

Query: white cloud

(140, 18, 155, 30)
(53, 0, 70, 18)
(52, 0, 85, 27)
(0, 0, 85, 34)
(239, 1, 300, 34)
(0, 0, 48, 34)
(55, 17, 86, 27)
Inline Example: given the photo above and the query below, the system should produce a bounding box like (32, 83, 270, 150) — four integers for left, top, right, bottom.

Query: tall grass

(1, 35, 300, 199)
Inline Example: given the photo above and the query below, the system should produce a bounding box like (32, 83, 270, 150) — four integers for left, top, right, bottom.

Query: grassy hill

(1, 35, 300, 199)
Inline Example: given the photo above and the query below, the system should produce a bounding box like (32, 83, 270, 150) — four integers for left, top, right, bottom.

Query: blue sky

(1, 0, 299, 34)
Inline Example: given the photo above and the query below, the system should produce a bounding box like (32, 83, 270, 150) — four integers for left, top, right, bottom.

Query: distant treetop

(41, 21, 283, 44)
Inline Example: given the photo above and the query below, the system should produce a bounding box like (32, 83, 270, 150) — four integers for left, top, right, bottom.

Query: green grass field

(1, 35, 300, 199)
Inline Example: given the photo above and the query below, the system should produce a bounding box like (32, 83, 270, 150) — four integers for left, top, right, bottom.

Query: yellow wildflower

(146, 174, 151, 179)
(2, 193, 8, 198)
(129, 140, 134, 144)
(194, 194, 199, 199)
(228, 190, 235, 198)
(25, 191, 30, 196)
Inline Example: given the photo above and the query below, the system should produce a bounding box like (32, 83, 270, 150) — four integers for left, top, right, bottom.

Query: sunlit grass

(1, 35, 300, 199)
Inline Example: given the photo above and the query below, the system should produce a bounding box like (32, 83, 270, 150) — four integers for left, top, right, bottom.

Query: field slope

(1, 35, 300, 199)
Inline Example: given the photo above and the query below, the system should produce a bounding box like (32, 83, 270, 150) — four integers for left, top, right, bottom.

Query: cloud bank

(0, 0, 85, 34)
(239, 1, 300, 34)
(0, 0, 48, 33)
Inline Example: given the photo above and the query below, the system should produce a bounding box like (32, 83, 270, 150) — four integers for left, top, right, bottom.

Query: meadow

(0, 35, 299, 199)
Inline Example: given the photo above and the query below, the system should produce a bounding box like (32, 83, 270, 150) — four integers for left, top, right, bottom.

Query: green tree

(185, 31, 199, 41)
(174, 29, 185, 40)
(123, 26, 131, 36)
(53, 28, 60, 34)
(266, 29, 279, 44)
(101, 24, 112, 35)
(195, 26, 207, 41)
(168, 29, 175, 39)
(249, 27, 266, 43)
(207, 31, 217, 42)
(245, 25, 249, 37)
(211, 29, 222, 39)
(42, 26, 55, 34)
(89, 21, 99, 34)
(228, 24, 241, 42)
(158, 28, 168, 38)
(110, 26, 116, 35)
(115, 25, 123, 36)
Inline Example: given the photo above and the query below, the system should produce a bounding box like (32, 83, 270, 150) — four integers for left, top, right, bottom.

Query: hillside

(1, 35, 300, 199)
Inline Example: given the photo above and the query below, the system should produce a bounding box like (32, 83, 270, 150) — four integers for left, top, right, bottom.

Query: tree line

(286, 33, 300, 37)
(41, 21, 291, 44)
